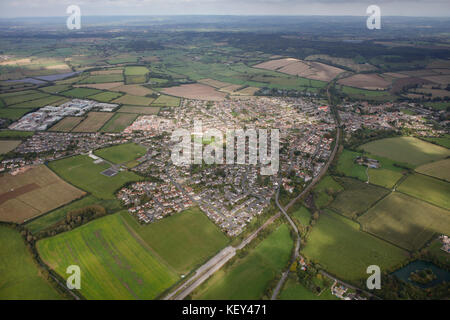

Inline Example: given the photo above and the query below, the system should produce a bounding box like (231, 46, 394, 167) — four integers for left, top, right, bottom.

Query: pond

(393, 260, 450, 288)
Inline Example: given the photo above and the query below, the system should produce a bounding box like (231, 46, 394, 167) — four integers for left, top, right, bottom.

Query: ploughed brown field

(162, 83, 226, 101)
(72, 112, 114, 132)
(0, 165, 85, 223)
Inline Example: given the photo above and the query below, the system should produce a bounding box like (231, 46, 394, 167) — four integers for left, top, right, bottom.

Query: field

(416, 158, 450, 181)
(313, 175, 343, 208)
(422, 135, 450, 148)
(198, 78, 230, 88)
(361, 137, 450, 167)
(121, 208, 229, 274)
(61, 88, 102, 98)
(0, 225, 62, 300)
(358, 193, 450, 251)
(74, 82, 124, 90)
(2, 91, 48, 106)
(162, 84, 226, 101)
(338, 73, 391, 90)
(112, 94, 154, 106)
(94, 143, 146, 164)
(111, 84, 154, 96)
(0, 140, 21, 154)
(100, 113, 138, 133)
(40, 84, 70, 94)
(124, 66, 149, 84)
(72, 112, 114, 132)
(302, 210, 408, 282)
(279, 278, 338, 300)
(0, 108, 33, 120)
(117, 105, 160, 115)
(151, 95, 181, 107)
(48, 155, 143, 199)
(340, 85, 395, 101)
(290, 205, 311, 225)
(89, 91, 123, 103)
(329, 177, 390, 219)
(397, 174, 450, 209)
(0, 165, 85, 223)
(192, 224, 292, 299)
(0, 130, 33, 139)
(48, 117, 83, 132)
(37, 213, 178, 300)
(79, 74, 124, 84)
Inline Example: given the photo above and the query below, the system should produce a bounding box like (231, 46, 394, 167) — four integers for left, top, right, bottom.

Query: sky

(1, 0, 450, 18)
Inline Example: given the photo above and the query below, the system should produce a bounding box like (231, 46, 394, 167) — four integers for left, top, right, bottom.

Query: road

(164, 211, 282, 300)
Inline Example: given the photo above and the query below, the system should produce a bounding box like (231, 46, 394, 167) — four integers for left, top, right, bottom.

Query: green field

(291, 205, 311, 225)
(48, 155, 143, 199)
(361, 137, 450, 167)
(279, 278, 338, 300)
(0, 130, 34, 139)
(121, 208, 229, 274)
(94, 143, 146, 164)
(25, 195, 121, 234)
(330, 177, 390, 219)
(358, 193, 450, 251)
(10, 95, 68, 108)
(40, 85, 70, 94)
(124, 66, 149, 76)
(422, 135, 450, 149)
(79, 74, 124, 84)
(2, 92, 48, 106)
(193, 224, 292, 299)
(37, 213, 178, 299)
(0, 108, 33, 120)
(89, 91, 123, 103)
(61, 88, 102, 98)
(336, 149, 405, 188)
(151, 95, 180, 107)
(0, 225, 62, 300)
(416, 158, 450, 182)
(397, 174, 450, 209)
(113, 94, 154, 106)
(302, 210, 408, 282)
(313, 175, 343, 208)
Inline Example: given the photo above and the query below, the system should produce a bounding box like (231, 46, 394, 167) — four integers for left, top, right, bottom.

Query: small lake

(393, 260, 450, 288)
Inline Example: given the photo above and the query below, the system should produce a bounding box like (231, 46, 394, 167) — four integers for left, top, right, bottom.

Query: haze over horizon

(1, 0, 450, 18)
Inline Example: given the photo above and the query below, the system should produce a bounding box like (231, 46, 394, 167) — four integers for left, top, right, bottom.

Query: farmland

(338, 73, 391, 90)
(290, 205, 311, 226)
(61, 88, 102, 98)
(416, 158, 450, 182)
(94, 143, 146, 164)
(117, 105, 160, 115)
(302, 210, 408, 282)
(151, 95, 181, 107)
(0, 225, 62, 300)
(359, 193, 450, 251)
(0, 165, 85, 223)
(397, 174, 450, 209)
(48, 117, 83, 132)
(361, 137, 450, 167)
(329, 177, 390, 219)
(72, 112, 114, 132)
(89, 91, 123, 103)
(279, 278, 338, 300)
(192, 224, 292, 299)
(37, 213, 178, 300)
(0, 140, 20, 154)
(111, 84, 154, 96)
(121, 208, 229, 274)
(100, 113, 138, 133)
(113, 94, 154, 106)
(48, 155, 143, 199)
(313, 175, 343, 209)
(162, 84, 226, 101)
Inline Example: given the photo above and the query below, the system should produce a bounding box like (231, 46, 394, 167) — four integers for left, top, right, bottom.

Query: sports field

(192, 224, 292, 299)
(94, 143, 146, 164)
(361, 137, 450, 166)
(358, 193, 450, 251)
(397, 174, 450, 209)
(37, 213, 178, 300)
(121, 208, 229, 274)
(0, 165, 85, 223)
(100, 113, 138, 133)
(0, 226, 62, 300)
(330, 177, 390, 219)
(72, 112, 114, 132)
(48, 155, 143, 199)
(302, 210, 408, 282)
(416, 158, 450, 182)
